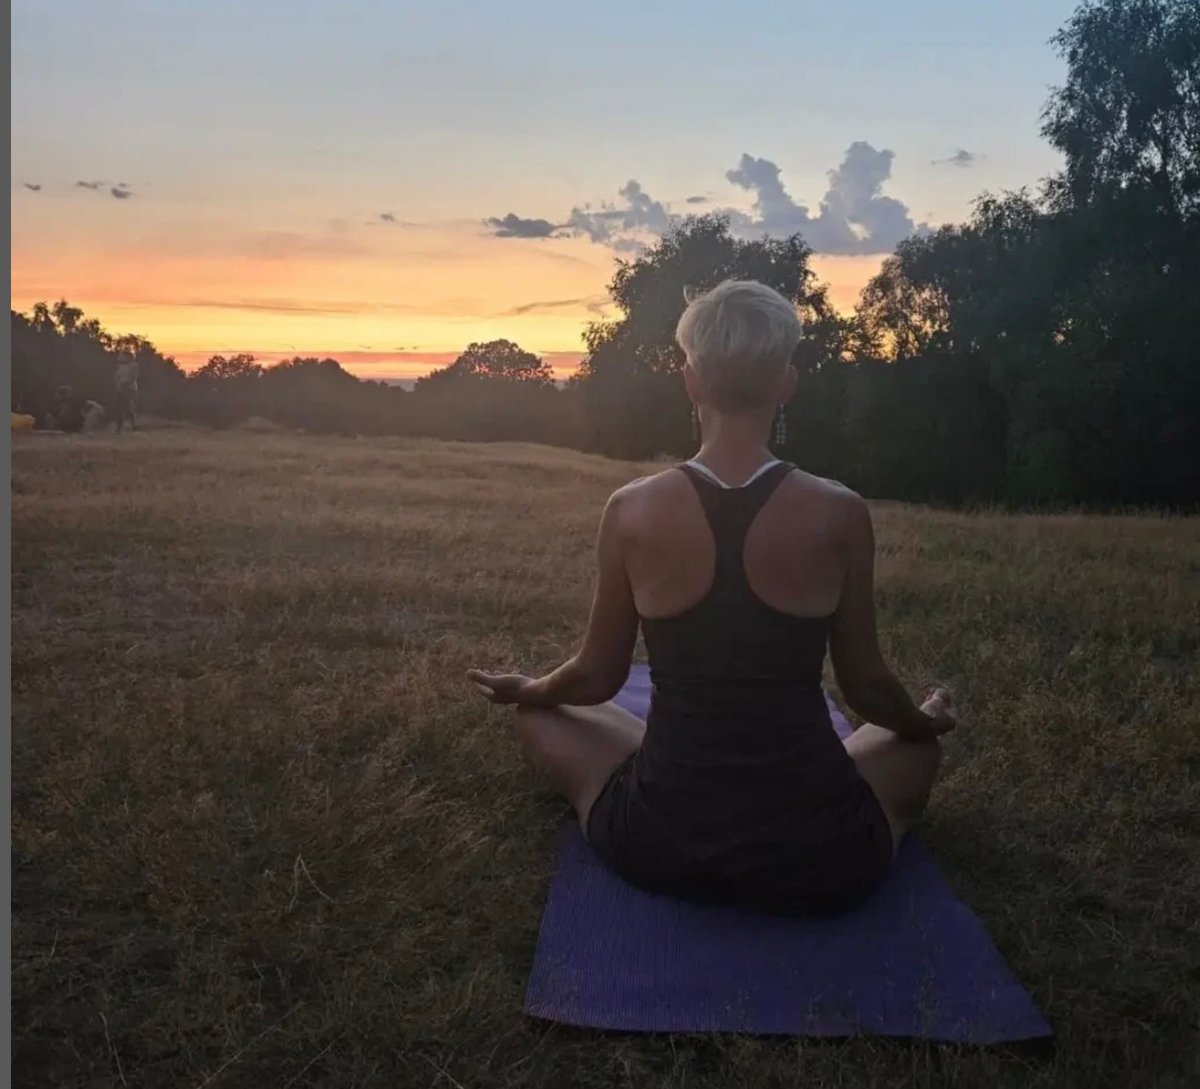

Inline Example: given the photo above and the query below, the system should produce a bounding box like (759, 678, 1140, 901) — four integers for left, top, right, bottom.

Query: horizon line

(168, 347, 586, 382)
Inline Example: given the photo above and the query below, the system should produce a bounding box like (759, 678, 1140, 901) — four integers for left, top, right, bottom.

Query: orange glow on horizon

(167, 348, 585, 382)
(11, 217, 884, 382)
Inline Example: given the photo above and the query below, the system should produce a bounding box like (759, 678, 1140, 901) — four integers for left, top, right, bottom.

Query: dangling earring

(691, 404, 701, 443)
(773, 405, 787, 448)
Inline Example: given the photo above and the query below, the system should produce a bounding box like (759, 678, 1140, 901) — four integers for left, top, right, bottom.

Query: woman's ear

(682, 360, 703, 404)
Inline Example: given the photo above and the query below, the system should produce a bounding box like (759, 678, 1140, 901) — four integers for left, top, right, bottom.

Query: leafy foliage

(417, 339, 556, 387)
(854, 0, 1200, 506)
(11, 301, 188, 423)
(573, 214, 856, 458)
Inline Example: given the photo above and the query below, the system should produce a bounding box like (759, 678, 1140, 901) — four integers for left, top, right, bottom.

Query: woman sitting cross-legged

(469, 280, 957, 916)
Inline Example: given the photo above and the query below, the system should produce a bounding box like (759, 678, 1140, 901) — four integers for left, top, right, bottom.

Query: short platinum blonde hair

(676, 280, 801, 412)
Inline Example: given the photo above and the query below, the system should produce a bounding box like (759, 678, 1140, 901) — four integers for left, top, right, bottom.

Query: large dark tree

(1043, 0, 1200, 222)
(1038, 0, 1200, 503)
(853, 0, 1200, 506)
(574, 214, 856, 459)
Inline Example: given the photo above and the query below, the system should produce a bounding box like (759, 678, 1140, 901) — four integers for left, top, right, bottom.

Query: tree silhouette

(853, 0, 1200, 505)
(410, 339, 571, 444)
(573, 214, 852, 458)
(418, 340, 555, 387)
(1043, 0, 1200, 222)
(194, 354, 263, 382)
(10, 302, 187, 422)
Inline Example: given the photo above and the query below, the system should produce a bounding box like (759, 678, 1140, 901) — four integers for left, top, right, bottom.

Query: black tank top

(641, 461, 828, 691)
(588, 461, 892, 913)
(636, 461, 852, 813)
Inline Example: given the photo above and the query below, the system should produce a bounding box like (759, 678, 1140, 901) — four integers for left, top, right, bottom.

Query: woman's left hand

(467, 670, 542, 706)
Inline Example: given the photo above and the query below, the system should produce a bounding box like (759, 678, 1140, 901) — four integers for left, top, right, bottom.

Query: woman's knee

(512, 702, 642, 788)
(847, 727, 943, 820)
(512, 704, 605, 770)
(513, 705, 555, 762)
(892, 736, 943, 821)
(850, 723, 942, 767)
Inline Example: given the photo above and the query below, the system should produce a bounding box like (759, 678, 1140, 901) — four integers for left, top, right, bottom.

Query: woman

(469, 280, 956, 916)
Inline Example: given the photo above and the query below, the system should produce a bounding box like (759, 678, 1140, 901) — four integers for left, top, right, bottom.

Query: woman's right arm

(828, 494, 946, 741)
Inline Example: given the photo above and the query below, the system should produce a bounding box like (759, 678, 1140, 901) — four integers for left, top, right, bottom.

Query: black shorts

(586, 754, 894, 917)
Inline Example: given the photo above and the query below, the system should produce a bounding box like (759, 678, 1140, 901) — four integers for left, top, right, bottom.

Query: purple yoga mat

(523, 664, 1051, 1043)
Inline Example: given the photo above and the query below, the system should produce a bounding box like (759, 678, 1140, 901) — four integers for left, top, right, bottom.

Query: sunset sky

(11, 0, 1076, 381)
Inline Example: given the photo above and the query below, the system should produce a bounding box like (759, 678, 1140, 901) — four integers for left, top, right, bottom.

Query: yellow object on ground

(11, 413, 36, 431)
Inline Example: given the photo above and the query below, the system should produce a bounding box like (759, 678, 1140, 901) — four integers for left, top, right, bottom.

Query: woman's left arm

(469, 490, 639, 707)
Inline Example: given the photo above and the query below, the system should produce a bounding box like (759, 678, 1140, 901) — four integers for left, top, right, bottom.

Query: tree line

(9, 311, 583, 447)
(10, 0, 1199, 508)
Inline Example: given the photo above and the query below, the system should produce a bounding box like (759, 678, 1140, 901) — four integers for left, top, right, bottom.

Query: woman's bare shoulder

(785, 467, 863, 504)
(779, 469, 869, 543)
(614, 466, 687, 497)
(604, 467, 689, 524)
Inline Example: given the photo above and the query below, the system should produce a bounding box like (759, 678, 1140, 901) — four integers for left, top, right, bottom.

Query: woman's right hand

(920, 686, 958, 736)
(467, 670, 543, 706)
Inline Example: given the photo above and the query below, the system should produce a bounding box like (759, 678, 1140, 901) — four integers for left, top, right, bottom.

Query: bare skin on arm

(829, 491, 956, 850)
(468, 486, 647, 832)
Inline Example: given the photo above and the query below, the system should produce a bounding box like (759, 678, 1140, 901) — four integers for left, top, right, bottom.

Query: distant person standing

(113, 354, 140, 432)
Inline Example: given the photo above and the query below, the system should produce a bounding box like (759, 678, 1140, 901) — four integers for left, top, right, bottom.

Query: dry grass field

(10, 426, 1200, 1088)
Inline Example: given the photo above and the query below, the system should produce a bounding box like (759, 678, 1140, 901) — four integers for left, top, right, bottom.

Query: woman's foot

(921, 686, 950, 713)
(920, 686, 957, 732)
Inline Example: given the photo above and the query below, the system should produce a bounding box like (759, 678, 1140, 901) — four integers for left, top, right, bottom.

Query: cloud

(124, 293, 483, 319)
(479, 142, 925, 257)
(365, 212, 421, 228)
(565, 179, 674, 250)
(120, 296, 433, 316)
(724, 142, 927, 255)
(174, 298, 373, 315)
(75, 178, 134, 199)
(932, 148, 980, 168)
(491, 296, 610, 318)
(487, 180, 676, 251)
(725, 154, 814, 235)
(485, 213, 560, 239)
(617, 180, 672, 234)
(562, 208, 613, 245)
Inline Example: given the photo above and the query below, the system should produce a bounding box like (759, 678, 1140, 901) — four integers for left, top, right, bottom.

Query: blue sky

(11, 0, 1080, 376)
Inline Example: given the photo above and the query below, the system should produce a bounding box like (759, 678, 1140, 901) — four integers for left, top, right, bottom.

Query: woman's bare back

(616, 465, 855, 622)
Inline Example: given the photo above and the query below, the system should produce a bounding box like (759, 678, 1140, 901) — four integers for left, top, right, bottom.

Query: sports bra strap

(679, 461, 794, 593)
